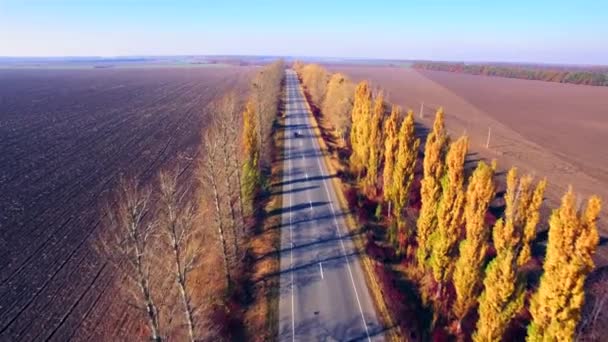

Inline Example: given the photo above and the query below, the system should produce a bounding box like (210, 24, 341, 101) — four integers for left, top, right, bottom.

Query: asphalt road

(278, 69, 384, 341)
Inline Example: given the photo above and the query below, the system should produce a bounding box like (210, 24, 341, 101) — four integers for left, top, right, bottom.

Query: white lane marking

(305, 172, 308, 180)
(319, 262, 324, 279)
(286, 76, 296, 342)
(309, 200, 313, 211)
(298, 84, 372, 341)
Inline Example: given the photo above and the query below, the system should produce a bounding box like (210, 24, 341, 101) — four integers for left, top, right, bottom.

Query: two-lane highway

(278, 69, 384, 341)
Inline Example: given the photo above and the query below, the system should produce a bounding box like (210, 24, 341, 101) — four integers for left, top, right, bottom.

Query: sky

(0, 0, 607, 64)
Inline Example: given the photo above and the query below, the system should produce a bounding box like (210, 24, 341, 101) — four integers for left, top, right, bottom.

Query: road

(278, 69, 384, 341)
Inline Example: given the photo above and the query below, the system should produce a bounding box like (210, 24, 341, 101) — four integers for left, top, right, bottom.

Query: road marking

(319, 262, 324, 279)
(286, 77, 296, 342)
(299, 84, 373, 341)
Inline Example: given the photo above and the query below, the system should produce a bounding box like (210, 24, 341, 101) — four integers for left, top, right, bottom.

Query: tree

(349, 81, 373, 176)
(493, 167, 520, 253)
(453, 161, 495, 329)
(199, 129, 232, 288)
(390, 110, 420, 253)
(241, 99, 261, 216)
(382, 104, 401, 208)
(518, 177, 547, 266)
(474, 245, 525, 342)
(299, 64, 330, 108)
(322, 73, 355, 145)
(103, 177, 162, 341)
(429, 135, 468, 289)
(158, 169, 200, 342)
(416, 108, 449, 267)
(363, 92, 385, 195)
(527, 189, 601, 341)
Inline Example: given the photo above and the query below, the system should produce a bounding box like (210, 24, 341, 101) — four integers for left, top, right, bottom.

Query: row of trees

(413, 62, 608, 87)
(100, 61, 285, 341)
(293, 62, 355, 145)
(294, 62, 603, 341)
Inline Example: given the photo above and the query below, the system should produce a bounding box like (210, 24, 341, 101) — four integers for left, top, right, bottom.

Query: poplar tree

(527, 190, 601, 341)
(429, 135, 468, 289)
(416, 108, 449, 267)
(349, 81, 372, 176)
(363, 92, 385, 195)
(453, 161, 495, 326)
(391, 110, 420, 253)
(493, 167, 520, 253)
(382, 105, 401, 208)
(518, 178, 547, 266)
(241, 100, 260, 215)
(474, 244, 525, 342)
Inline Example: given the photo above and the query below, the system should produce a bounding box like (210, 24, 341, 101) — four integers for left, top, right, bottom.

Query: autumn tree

(349, 81, 373, 176)
(429, 135, 468, 290)
(382, 104, 401, 209)
(158, 169, 200, 341)
(474, 243, 525, 342)
(363, 92, 385, 195)
(390, 110, 420, 253)
(322, 73, 355, 145)
(527, 190, 601, 341)
(251, 60, 284, 168)
(517, 177, 547, 266)
(452, 161, 495, 329)
(416, 108, 449, 267)
(299, 63, 330, 108)
(241, 99, 261, 216)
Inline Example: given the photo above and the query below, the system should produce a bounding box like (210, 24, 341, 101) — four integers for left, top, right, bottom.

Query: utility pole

(419, 102, 424, 119)
(485, 127, 491, 148)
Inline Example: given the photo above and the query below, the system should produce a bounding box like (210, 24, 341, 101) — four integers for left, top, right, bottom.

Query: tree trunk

(211, 175, 231, 287)
(171, 235, 196, 342)
(132, 235, 162, 341)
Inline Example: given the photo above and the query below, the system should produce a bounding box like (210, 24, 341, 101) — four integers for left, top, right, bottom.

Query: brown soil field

(329, 65, 608, 266)
(0, 66, 252, 340)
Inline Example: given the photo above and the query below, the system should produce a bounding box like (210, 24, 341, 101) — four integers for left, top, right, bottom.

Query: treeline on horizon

(412, 61, 608, 86)
(294, 61, 604, 341)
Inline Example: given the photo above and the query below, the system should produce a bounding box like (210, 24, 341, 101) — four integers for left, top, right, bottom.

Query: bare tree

(221, 93, 246, 228)
(103, 177, 162, 341)
(158, 169, 201, 342)
(199, 128, 232, 287)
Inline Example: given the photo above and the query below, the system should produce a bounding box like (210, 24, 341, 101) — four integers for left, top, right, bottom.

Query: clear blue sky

(1, 0, 606, 64)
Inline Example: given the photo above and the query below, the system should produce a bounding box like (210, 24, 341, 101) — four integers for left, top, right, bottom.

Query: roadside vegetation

(294, 62, 603, 341)
(413, 61, 608, 86)
(98, 60, 285, 341)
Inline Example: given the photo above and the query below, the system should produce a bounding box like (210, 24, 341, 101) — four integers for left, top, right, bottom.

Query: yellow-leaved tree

(452, 161, 495, 328)
(363, 92, 385, 195)
(241, 99, 260, 215)
(349, 81, 372, 176)
(416, 108, 449, 268)
(391, 110, 420, 254)
(527, 189, 601, 341)
(382, 104, 401, 209)
(429, 135, 468, 290)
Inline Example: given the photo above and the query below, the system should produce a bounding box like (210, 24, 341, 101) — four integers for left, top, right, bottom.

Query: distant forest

(412, 61, 608, 86)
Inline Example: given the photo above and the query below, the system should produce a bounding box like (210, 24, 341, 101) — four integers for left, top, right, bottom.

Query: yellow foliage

(382, 105, 401, 204)
(429, 135, 468, 284)
(322, 73, 355, 144)
(453, 161, 495, 322)
(474, 247, 525, 342)
(363, 92, 385, 194)
(527, 189, 601, 341)
(416, 108, 449, 267)
(299, 64, 330, 108)
(391, 110, 420, 253)
(349, 81, 372, 176)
